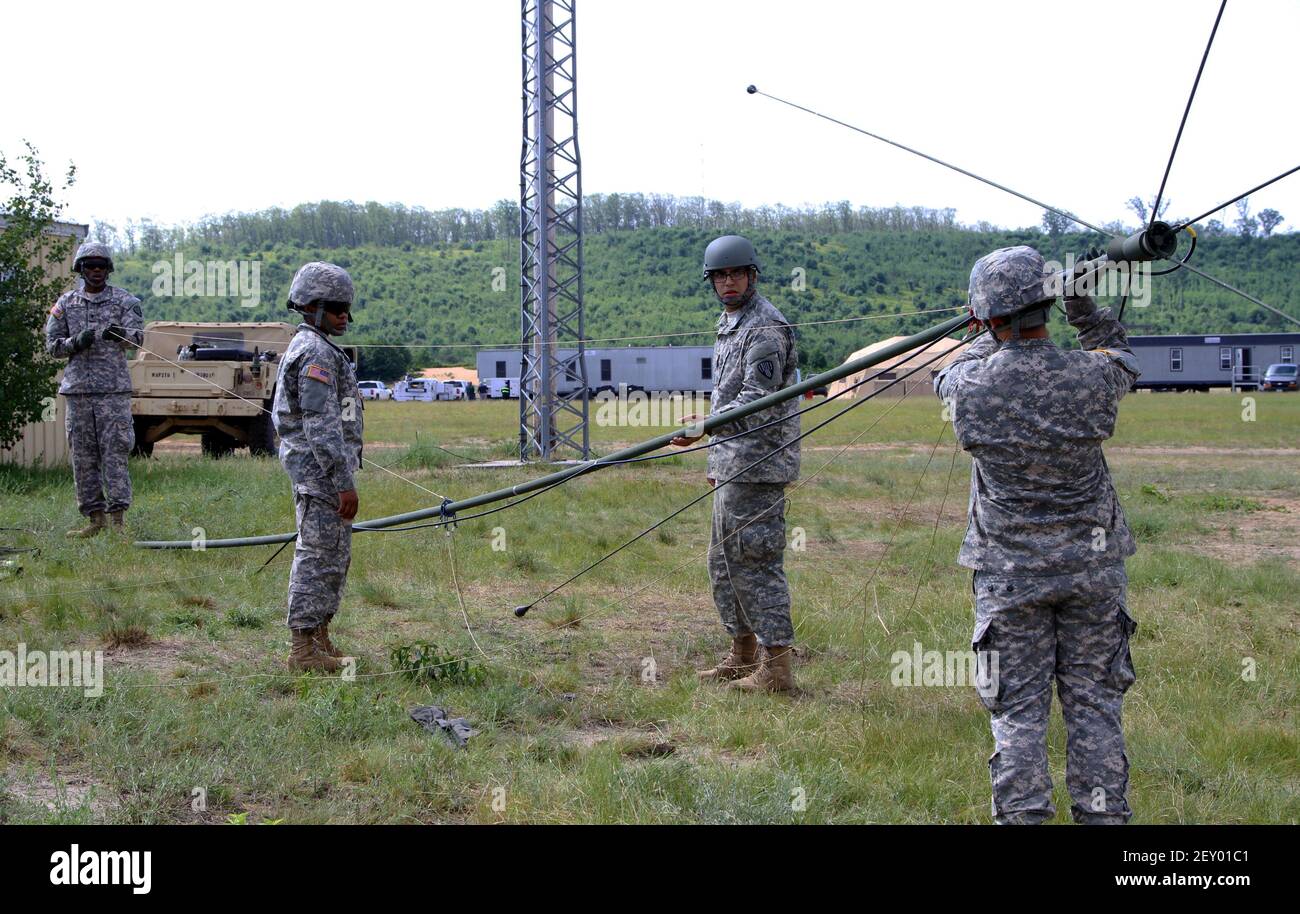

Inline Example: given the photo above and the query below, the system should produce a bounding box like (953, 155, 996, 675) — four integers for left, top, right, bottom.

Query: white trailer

(477, 346, 714, 395)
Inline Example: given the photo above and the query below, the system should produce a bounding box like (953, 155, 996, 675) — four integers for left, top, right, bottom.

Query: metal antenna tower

(519, 0, 588, 461)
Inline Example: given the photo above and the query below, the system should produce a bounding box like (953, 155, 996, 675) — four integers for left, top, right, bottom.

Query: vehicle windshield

(1268, 364, 1297, 375)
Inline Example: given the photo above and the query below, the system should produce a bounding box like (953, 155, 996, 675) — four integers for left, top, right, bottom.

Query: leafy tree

(1235, 199, 1258, 238)
(1258, 208, 1284, 238)
(357, 343, 412, 382)
(0, 142, 77, 450)
(1041, 208, 1071, 237)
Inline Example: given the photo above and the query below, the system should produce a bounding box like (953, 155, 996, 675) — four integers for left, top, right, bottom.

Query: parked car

(392, 378, 440, 402)
(357, 380, 392, 401)
(1261, 363, 1298, 391)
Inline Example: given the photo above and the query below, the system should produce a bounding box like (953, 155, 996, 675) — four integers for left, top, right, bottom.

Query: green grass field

(1, 391, 1297, 823)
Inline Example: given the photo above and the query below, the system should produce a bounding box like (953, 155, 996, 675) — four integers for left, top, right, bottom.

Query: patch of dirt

(1110, 446, 1300, 458)
(563, 723, 674, 757)
(101, 636, 244, 678)
(1, 765, 118, 818)
(1180, 496, 1300, 567)
(804, 443, 937, 454)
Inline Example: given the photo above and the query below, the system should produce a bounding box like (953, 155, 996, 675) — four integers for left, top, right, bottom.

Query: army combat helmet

(968, 245, 1054, 338)
(703, 234, 762, 279)
(286, 261, 354, 334)
(73, 241, 114, 274)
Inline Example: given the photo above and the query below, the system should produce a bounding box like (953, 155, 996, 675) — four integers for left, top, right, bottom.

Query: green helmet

(703, 235, 762, 279)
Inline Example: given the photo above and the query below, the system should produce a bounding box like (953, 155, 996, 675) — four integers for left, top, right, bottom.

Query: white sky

(4, 0, 1297, 233)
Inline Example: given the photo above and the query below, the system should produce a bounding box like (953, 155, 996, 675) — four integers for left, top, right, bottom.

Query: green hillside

(102, 200, 1299, 375)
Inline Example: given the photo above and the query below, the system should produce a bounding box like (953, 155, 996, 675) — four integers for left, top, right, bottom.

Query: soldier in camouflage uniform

(273, 262, 364, 673)
(934, 245, 1140, 824)
(673, 235, 801, 693)
(43, 242, 145, 537)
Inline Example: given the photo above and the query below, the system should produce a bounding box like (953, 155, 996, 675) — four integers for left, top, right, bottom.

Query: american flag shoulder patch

(305, 364, 333, 384)
(50, 302, 64, 318)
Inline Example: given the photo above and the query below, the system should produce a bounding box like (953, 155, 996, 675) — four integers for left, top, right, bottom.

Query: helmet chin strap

(713, 269, 758, 307)
(988, 304, 1048, 340)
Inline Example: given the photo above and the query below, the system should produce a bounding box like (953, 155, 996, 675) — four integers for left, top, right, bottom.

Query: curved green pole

(135, 312, 969, 549)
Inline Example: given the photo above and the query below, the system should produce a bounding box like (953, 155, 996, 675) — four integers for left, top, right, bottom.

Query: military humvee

(129, 321, 357, 458)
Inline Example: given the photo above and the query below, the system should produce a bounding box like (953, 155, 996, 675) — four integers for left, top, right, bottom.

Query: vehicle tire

(201, 430, 237, 459)
(248, 409, 278, 457)
(131, 418, 156, 458)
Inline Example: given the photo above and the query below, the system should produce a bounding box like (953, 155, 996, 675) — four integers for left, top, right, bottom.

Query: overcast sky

(4, 0, 1296, 234)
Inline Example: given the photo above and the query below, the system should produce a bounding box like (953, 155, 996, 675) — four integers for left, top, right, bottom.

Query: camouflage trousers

(708, 482, 794, 647)
(287, 491, 353, 632)
(971, 563, 1136, 824)
(64, 393, 134, 515)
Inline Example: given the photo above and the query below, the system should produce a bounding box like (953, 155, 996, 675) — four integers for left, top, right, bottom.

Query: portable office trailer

(477, 346, 716, 394)
(1128, 332, 1299, 391)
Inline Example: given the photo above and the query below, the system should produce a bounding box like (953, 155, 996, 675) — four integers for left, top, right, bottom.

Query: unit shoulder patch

(757, 358, 775, 380)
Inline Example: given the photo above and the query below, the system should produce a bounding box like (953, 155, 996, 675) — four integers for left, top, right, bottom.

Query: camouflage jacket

(43, 283, 144, 394)
(272, 324, 364, 497)
(707, 293, 801, 484)
(934, 297, 1140, 573)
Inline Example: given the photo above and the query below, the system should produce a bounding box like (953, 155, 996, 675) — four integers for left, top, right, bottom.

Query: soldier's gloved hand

(337, 489, 359, 521)
(73, 328, 97, 352)
(103, 324, 130, 343)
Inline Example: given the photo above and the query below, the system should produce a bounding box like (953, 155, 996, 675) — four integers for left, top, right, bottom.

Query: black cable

(253, 536, 296, 574)
(364, 334, 953, 535)
(748, 86, 1120, 239)
(1168, 259, 1300, 328)
(1175, 164, 1300, 232)
(359, 478, 569, 534)
(1149, 0, 1227, 229)
(515, 334, 978, 615)
(1148, 229, 1197, 277)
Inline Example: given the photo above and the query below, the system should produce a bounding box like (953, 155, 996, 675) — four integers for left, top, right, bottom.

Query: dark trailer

(1128, 332, 1299, 391)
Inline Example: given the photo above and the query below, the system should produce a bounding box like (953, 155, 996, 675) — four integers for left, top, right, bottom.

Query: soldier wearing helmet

(672, 235, 801, 693)
(272, 262, 364, 672)
(935, 245, 1142, 824)
(43, 241, 145, 537)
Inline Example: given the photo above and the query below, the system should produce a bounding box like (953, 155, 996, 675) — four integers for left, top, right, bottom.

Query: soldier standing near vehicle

(43, 242, 144, 537)
(273, 262, 364, 672)
(672, 235, 801, 693)
(935, 246, 1141, 824)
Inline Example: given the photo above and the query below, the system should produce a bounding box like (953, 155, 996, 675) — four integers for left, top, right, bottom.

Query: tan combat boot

(727, 644, 796, 694)
(287, 628, 343, 673)
(314, 619, 344, 658)
(108, 510, 127, 533)
(66, 511, 107, 538)
(697, 633, 759, 683)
